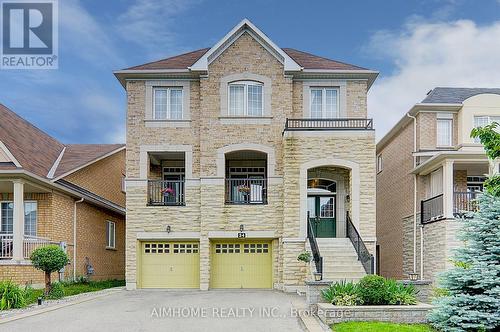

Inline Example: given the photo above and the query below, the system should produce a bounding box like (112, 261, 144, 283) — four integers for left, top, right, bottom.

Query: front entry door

(308, 196, 336, 237)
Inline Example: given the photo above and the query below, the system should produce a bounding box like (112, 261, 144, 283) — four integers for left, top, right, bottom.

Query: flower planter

(316, 302, 434, 325)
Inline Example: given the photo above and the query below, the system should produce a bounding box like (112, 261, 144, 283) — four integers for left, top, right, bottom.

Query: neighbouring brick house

(0, 104, 126, 285)
(115, 19, 378, 291)
(376, 87, 500, 283)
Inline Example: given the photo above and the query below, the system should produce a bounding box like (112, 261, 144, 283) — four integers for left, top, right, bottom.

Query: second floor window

(228, 81, 263, 116)
(310, 88, 339, 118)
(474, 116, 500, 143)
(436, 114, 453, 147)
(153, 87, 183, 120)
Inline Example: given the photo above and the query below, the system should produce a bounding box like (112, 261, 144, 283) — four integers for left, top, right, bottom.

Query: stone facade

(125, 31, 376, 290)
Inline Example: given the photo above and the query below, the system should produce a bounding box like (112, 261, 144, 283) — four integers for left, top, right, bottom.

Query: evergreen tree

(429, 194, 500, 331)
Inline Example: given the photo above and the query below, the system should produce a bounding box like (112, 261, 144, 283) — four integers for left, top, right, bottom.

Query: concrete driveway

(1, 289, 305, 332)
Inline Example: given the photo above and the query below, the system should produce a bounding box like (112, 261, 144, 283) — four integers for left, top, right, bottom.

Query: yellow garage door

(210, 240, 272, 289)
(140, 241, 199, 288)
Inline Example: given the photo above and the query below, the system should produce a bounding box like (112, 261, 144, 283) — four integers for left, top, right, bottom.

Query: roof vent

(426, 89, 433, 95)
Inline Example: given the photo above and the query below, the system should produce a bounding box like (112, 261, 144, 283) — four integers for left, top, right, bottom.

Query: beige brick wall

(376, 122, 414, 279)
(64, 150, 126, 207)
(125, 31, 376, 290)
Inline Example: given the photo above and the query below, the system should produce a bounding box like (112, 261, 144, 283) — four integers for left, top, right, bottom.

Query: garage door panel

(140, 241, 199, 289)
(211, 241, 272, 289)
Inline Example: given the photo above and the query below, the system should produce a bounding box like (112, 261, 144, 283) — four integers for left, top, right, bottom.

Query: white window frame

(152, 87, 184, 120)
(309, 87, 340, 118)
(436, 114, 453, 147)
(474, 115, 500, 143)
(377, 154, 383, 173)
(0, 200, 37, 235)
(106, 220, 116, 249)
(227, 81, 264, 117)
(121, 174, 126, 193)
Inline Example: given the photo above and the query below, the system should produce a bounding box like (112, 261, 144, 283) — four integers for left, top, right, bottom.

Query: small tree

(428, 194, 500, 331)
(30, 245, 69, 295)
(471, 122, 500, 197)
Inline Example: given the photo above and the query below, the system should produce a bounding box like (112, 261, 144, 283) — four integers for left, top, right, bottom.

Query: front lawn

(25, 279, 124, 305)
(332, 322, 434, 332)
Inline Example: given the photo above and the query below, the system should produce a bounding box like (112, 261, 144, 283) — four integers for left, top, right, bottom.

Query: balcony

(284, 118, 373, 131)
(225, 178, 267, 204)
(1, 234, 56, 260)
(421, 191, 480, 223)
(147, 180, 185, 206)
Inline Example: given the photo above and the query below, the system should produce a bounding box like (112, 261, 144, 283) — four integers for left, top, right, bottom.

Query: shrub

(321, 280, 363, 306)
(357, 275, 388, 305)
(0, 280, 26, 310)
(384, 279, 417, 305)
(47, 282, 64, 300)
(297, 252, 312, 263)
(30, 245, 69, 295)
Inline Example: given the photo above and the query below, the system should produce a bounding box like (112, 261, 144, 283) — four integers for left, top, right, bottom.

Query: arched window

(228, 81, 263, 116)
(307, 178, 336, 194)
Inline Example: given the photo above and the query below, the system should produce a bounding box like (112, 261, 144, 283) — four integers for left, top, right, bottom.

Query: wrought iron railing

(346, 212, 374, 274)
(148, 180, 185, 206)
(0, 234, 13, 259)
(454, 191, 480, 216)
(225, 178, 267, 204)
(307, 212, 323, 276)
(421, 194, 444, 224)
(284, 118, 373, 131)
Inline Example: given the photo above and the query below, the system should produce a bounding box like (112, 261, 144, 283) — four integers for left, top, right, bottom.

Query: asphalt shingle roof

(422, 87, 500, 104)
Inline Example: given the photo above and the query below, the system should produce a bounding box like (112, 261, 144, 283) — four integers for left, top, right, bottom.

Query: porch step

(314, 238, 367, 282)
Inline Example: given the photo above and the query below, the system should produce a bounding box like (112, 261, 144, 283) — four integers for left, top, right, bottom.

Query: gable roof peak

(189, 18, 302, 72)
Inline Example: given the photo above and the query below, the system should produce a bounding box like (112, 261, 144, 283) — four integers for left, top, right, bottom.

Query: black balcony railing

(225, 178, 267, 204)
(284, 118, 373, 131)
(454, 191, 480, 216)
(421, 194, 444, 224)
(148, 180, 185, 206)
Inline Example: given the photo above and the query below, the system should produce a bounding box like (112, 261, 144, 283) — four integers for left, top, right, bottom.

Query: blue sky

(1, 0, 500, 143)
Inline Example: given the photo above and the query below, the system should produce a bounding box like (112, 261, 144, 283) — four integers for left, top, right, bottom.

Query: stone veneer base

(316, 303, 434, 325)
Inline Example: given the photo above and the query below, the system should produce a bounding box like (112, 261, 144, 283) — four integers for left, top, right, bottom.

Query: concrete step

(323, 267, 366, 274)
(322, 271, 366, 279)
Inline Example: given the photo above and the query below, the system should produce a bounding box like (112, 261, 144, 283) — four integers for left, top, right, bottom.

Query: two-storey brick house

(116, 19, 378, 291)
(376, 87, 500, 283)
(0, 104, 126, 284)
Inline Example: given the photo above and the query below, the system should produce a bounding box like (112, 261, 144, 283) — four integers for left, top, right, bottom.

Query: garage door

(139, 241, 199, 288)
(210, 240, 272, 289)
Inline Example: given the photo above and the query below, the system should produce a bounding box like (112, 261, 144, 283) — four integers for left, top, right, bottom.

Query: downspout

(406, 113, 418, 276)
(73, 197, 84, 281)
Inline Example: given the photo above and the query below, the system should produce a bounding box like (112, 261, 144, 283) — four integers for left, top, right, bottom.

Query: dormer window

(153, 87, 183, 120)
(228, 81, 263, 116)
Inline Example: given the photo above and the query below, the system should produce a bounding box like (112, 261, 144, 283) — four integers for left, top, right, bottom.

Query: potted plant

(161, 187, 175, 197)
(237, 185, 251, 196)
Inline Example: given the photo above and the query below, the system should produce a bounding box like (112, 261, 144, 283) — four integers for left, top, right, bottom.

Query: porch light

(313, 272, 322, 281)
(240, 224, 244, 232)
(166, 225, 171, 233)
(409, 273, 418, 281)
(37, 297, 43, 305)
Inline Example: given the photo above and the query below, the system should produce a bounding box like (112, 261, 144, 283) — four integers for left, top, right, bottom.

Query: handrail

(225, 178, 267, 204)
(284, 118, 373, 131)
(307, 212, 323, 277)
(346, 212, 374, 274)
(147, 179, 185, 206)
(454, 191, 480, 215)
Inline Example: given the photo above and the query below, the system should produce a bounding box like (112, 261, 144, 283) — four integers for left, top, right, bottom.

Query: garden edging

(316, 302, 434, 325)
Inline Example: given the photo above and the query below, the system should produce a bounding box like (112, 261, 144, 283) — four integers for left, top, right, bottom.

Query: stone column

(12, 180, 24, 260)
(443, 160, 454, 219)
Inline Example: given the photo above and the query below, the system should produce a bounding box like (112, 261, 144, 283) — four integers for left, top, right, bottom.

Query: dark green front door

(308, 195, 336, 238)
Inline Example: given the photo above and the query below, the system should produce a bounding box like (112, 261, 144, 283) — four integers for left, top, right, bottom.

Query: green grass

(24, 279, 125, 305)
(332, 322, 435, 332)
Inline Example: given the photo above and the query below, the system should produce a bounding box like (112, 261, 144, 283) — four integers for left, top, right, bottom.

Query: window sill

(219, 116, 272, 125)
(105, 246, 117, 251)
(144, 119, 191, 128)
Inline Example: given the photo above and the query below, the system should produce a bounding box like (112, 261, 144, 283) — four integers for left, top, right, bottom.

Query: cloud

(115, 0, 202, 59)
(368, 19, 500, 140)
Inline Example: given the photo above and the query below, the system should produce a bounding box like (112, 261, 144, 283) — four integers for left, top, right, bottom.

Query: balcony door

(162, 167, 185, 205)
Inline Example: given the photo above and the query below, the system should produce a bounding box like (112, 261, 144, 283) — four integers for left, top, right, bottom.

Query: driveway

(1, 290, 305, 332)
